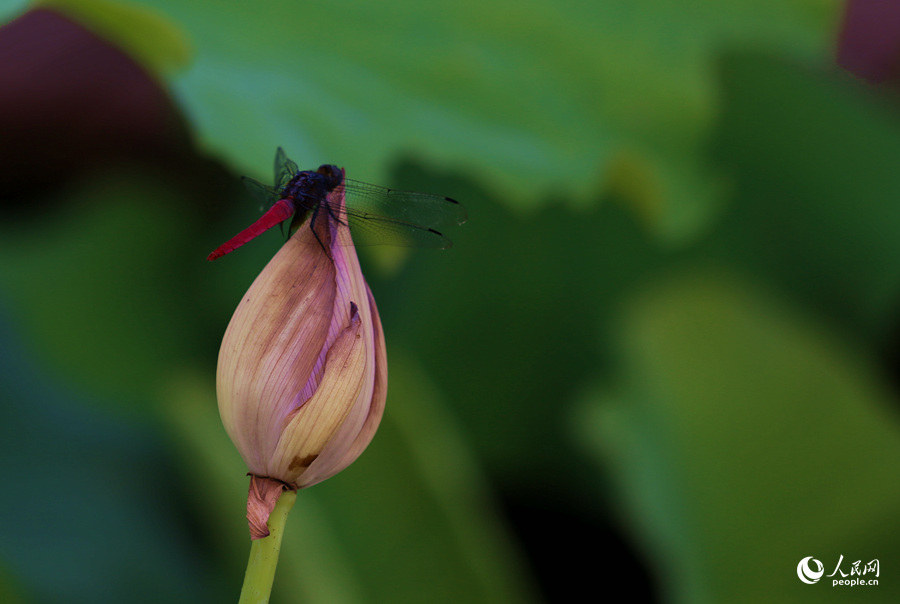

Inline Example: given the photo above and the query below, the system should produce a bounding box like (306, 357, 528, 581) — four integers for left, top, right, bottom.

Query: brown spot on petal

(288, 453, 319, 471)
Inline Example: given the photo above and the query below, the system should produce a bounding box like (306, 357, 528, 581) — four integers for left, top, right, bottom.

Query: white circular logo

(797, 557, 824, 584)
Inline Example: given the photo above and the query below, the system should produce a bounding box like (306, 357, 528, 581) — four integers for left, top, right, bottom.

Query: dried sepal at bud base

(215, 174, 387, 538)
(246, 475, 290, 539)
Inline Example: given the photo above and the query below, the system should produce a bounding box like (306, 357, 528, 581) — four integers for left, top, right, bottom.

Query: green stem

(238, 490, 298, 604)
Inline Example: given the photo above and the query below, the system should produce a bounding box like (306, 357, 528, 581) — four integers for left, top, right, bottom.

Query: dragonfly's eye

(317, 164, 343, 189)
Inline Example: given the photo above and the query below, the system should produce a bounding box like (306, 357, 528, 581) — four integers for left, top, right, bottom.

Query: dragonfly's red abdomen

(207, 198, 296, 261)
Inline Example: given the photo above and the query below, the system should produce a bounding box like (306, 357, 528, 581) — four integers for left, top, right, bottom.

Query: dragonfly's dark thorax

(281, 165, 343, 210)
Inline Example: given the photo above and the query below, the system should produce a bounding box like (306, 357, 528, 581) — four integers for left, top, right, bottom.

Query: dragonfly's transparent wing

(274, 147, 299, 191)
(242, 176, 280, 211)
(242, 176, 294, 238)
(337, 180, 467, 248)
(342, 214, 451, 248)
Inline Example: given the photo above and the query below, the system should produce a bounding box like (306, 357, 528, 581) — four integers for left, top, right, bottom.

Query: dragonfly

(208, 148, 467, 261)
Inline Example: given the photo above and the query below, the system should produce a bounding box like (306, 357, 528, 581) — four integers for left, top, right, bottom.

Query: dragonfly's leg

(308, 204, 334, 260)
(324, 202, 347, 227)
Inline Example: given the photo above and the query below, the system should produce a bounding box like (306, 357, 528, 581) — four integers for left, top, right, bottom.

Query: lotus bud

(216, 174, 387, 538)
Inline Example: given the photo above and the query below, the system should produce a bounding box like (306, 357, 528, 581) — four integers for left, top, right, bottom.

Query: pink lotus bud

(216, 174, 387, 538)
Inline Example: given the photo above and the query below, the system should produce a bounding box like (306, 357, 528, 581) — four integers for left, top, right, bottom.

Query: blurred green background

(1, 0, 899, 602)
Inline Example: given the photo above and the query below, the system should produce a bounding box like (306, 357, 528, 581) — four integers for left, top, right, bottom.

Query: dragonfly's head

(316, 164, 344, 191)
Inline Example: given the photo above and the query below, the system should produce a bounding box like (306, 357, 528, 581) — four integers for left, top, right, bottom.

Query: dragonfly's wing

(274, 147, 299, 191)
(339, 180, 467, 248)
(342, 180, 467, 228)
(342, 211, 453, 248)
(242, 176, 280, 211)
